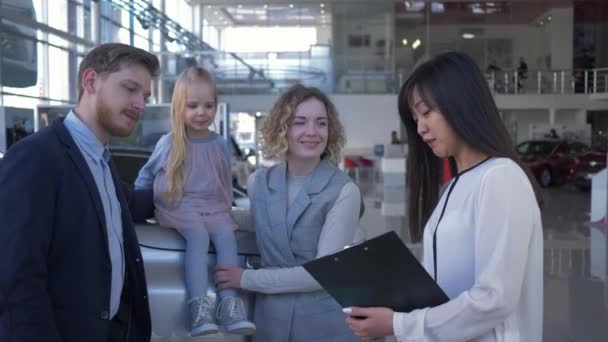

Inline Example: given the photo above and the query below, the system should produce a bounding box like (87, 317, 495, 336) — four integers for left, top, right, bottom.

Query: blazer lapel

(53, 118, 110, 255)
(286, 160, 336, 238)
(285, 189, 310, 239)
(267, 164, 293, 257)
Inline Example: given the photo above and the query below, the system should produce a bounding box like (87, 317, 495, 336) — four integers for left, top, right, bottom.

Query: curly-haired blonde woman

(214, 84, 367, 342)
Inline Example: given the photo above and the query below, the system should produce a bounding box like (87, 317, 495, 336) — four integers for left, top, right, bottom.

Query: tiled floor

(356, 179, 608, 342)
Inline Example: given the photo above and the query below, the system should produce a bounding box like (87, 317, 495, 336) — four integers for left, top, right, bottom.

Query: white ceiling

(198, 1, 572, 27)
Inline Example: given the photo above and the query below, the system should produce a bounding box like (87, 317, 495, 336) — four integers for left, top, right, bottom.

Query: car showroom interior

(1, 0, 608, 341)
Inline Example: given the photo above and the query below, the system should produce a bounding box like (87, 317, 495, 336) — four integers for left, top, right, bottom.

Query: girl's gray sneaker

(188, 296, 219, 336)
(216, 297, 256, 335)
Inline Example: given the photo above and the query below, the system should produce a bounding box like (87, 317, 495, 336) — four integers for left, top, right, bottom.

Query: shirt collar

(64, 111, 109, 162)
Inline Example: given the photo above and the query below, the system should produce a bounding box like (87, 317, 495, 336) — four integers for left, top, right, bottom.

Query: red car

(573, 147, 607, 191)
(516, 140, 589, 187)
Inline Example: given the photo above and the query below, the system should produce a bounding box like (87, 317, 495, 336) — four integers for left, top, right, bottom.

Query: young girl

(344, 52, 544, 341)
(134, 66, 255, 337)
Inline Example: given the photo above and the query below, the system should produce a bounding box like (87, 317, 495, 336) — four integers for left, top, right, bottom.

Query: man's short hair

(77, 43, 160, 101)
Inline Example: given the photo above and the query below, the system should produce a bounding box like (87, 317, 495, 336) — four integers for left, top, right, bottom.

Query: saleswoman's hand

(345, 306, 394, 341)
(214, 264, 244, 289)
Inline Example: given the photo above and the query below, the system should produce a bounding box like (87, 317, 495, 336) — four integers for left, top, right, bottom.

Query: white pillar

(549, 108, 556, 126)
(550, 7, 574, 70)
(384, 13, 393, 69)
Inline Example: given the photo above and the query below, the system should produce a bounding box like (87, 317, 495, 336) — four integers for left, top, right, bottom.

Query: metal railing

(486, 68, 608, 95)
(151, 49, 608, 97)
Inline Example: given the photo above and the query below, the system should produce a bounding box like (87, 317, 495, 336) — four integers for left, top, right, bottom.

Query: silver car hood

(135, 224, 259, 256)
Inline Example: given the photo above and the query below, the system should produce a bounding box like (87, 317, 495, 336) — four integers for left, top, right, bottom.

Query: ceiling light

(547, 16, 552, 21)
(402, 38, 408, 46)
(321, 10, 325, 14)
(412, 39, 421, 49)
(539, 20, 544, 25)
(264, 4, 268, 9)
(320, 3, 325, 8)
(255, 112, 262, 117)
(462, 33, 475, 39)
(289, 4, 294, 8)
(238, 4, 242, 9)
(207, 5, 212, 9)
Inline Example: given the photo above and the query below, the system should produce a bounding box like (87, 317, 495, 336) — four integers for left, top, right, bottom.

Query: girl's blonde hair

(261, 84, 345, 164)
(164, 66, 217, 202)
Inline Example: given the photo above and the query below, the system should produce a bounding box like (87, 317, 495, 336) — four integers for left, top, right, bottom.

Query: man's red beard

(96, 95, 136, 137)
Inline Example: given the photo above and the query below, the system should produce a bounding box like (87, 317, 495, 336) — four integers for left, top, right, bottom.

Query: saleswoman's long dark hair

(399, 51, 543, 242)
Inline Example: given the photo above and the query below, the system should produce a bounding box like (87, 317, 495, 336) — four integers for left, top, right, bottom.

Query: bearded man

(0, 43, 159, 342)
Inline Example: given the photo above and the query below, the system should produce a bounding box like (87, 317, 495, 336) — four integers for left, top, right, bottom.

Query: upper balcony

(153, 50, 608, 111)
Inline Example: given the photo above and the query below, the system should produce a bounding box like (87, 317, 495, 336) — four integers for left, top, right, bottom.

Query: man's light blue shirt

(64, 111, 124, 319)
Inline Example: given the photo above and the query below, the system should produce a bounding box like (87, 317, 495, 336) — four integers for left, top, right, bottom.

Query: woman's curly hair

(261, 84, 345, 164)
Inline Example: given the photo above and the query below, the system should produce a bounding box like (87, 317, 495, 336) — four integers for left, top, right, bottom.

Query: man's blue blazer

(0, 117, 155, 341)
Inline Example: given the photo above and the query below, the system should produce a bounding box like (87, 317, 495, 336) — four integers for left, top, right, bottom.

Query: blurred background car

(573, 145, 607, 191)
(517, 139, 589, 187)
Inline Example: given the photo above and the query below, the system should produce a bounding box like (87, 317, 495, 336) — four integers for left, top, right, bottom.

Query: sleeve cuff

(393, 309, 428, 342)
(240, 269, 253, 291)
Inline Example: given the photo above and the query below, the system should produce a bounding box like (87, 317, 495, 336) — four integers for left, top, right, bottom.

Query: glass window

(555, 143, 568, 154)
(76, 3, 92, 40)
(166, 0, 193, 32)
(517, 141, 559, 155)
(0, 26, 38, 89)
(203, 20, 219, 49)
(48, 46, 70, 103)
(117, 26, 131, 44)
(223, 27, 317, 52)
(568, 142, 589, 155)
(134, 35, 150, 50)
(152, 29, 162, 50)
(48, 0, 68, 31)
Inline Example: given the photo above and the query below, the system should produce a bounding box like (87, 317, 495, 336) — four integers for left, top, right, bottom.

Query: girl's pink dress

(153, 133, 236, 232)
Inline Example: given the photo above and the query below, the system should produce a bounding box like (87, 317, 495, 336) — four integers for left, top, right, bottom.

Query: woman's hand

(345, 306, 395, 341)
(214, 264, 245, 289)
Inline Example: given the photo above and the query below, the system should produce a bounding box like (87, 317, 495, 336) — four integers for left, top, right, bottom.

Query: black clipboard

(303, 231, 449, 312)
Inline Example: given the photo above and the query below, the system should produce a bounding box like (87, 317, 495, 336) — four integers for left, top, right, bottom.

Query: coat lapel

(53, 118, 110, 256)
(285, 188, 310, 239)
(286, 160, 336, 238)
(267, 163, 292, 257)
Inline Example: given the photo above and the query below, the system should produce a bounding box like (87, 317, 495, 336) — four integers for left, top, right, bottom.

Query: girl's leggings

(178, 225, 238, 300)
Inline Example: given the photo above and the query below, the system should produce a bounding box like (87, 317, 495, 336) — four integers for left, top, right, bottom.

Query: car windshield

(517, 141, 559, 155)
(109, 105, 170, 152)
